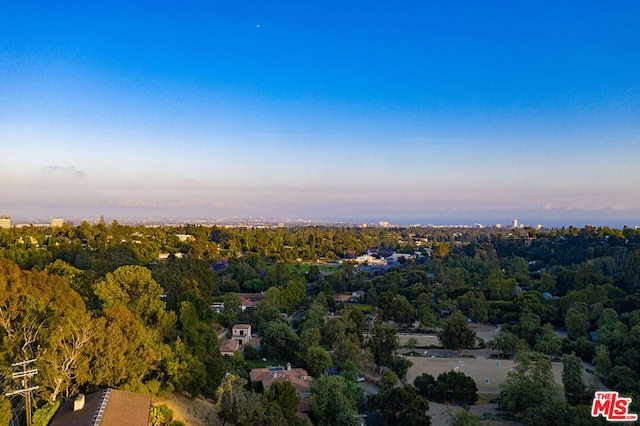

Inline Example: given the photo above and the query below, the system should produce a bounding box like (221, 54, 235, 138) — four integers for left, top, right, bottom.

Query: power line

(4, 358, 38, 426)
(9, 405, 20, 426)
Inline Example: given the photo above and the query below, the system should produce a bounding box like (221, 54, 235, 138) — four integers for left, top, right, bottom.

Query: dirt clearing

(152, 392, 216, 426)
(406, 357, 565, 394)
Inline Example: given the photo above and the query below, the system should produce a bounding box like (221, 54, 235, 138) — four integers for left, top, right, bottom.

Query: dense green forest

(1, 222, 640, 425)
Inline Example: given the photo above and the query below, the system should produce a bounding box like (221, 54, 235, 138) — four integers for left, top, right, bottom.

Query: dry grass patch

(406, 357, 565, 394)
(151, 392, 216, 426)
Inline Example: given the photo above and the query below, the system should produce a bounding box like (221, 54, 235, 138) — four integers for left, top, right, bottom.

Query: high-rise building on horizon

(51, 218, 65, 228)
(0, 216, 11, 229)
(512, 219, 518, 229)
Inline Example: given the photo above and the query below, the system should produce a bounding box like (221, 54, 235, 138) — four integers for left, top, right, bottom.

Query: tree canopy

(437, 310, 477, 357)
(2, 222, 640, 423)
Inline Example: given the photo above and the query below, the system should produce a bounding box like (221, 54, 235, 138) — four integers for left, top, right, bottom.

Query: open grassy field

(349, 303, 373, 312)
(283, 262, 339, 274)
(406, 356, 565, 394)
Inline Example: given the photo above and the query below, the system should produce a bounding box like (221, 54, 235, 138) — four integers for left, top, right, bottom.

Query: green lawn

(247, 359, 270, 369)
(283, 263, 339, 274)
(349, 304, 373, 312)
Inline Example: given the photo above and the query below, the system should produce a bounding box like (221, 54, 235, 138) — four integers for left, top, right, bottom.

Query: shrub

(32, 400, 61, 426)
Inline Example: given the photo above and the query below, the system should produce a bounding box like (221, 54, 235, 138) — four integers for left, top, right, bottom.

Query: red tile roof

(237, 293, 264, 307)
(219, 339, 240, 354)
(249, 367, 313, 394)
(232, 324, 251, 330)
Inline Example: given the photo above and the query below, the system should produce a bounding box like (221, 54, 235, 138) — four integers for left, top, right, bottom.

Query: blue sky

(1, 1, 639, 227)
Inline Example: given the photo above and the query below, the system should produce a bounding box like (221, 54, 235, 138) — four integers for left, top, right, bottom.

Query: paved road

(358, 381, 379, 395)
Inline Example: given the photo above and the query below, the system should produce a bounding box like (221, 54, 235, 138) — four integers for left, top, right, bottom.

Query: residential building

(350, 290, 366, 302)
(385, 252, 417, 263)
(232, 324, 252, 345)
(250, 364, 313, 394)
(210, 302, 224, 313)
(354, 254, 386, 266)
(219, 339, 240, 356)
(17, 236, 38, 245)
(157, 252, 184, 260)
(237, 293, 264, 310)
(50, 388, 151, 426)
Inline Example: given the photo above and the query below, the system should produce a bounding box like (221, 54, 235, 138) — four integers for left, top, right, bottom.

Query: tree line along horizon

(0, 222, 639, 425)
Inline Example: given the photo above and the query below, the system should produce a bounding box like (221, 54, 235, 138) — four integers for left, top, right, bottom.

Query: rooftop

(249, 366, 313, 394)
(232, 324, 251, 330)
(219, 339, 240, 354)
(236, 293, 265, 307)
(50, 389, 151, 426)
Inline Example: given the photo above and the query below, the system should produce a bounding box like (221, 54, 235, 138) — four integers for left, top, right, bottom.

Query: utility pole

(5, 359, 38, 426)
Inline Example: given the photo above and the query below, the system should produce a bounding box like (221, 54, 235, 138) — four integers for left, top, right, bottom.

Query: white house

(232, 324, 252, 345)
(354, 254, 387, 266)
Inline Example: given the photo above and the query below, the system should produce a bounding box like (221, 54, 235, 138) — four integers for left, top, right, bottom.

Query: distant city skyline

(2, 212, 638, 230)
(1, 2, 639, 228)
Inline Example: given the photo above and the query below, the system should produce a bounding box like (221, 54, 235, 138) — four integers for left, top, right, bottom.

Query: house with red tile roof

(249, 364, 313, 395)
(219, 339, 240, 356)
(237, 293, 264, 310)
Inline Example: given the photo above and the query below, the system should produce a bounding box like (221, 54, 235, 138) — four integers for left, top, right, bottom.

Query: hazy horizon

(5, 210, 639, 230)
(2, 2, 639, 227)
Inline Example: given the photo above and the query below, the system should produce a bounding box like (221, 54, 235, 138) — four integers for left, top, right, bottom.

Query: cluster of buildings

(494, 219, 543, 230)
(0, 216, 67, 229)
(210, 292, 265, 314)
(43, 319, 312, 424)
(340, 249, 424, 267)
(217, 322, 314, 412)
